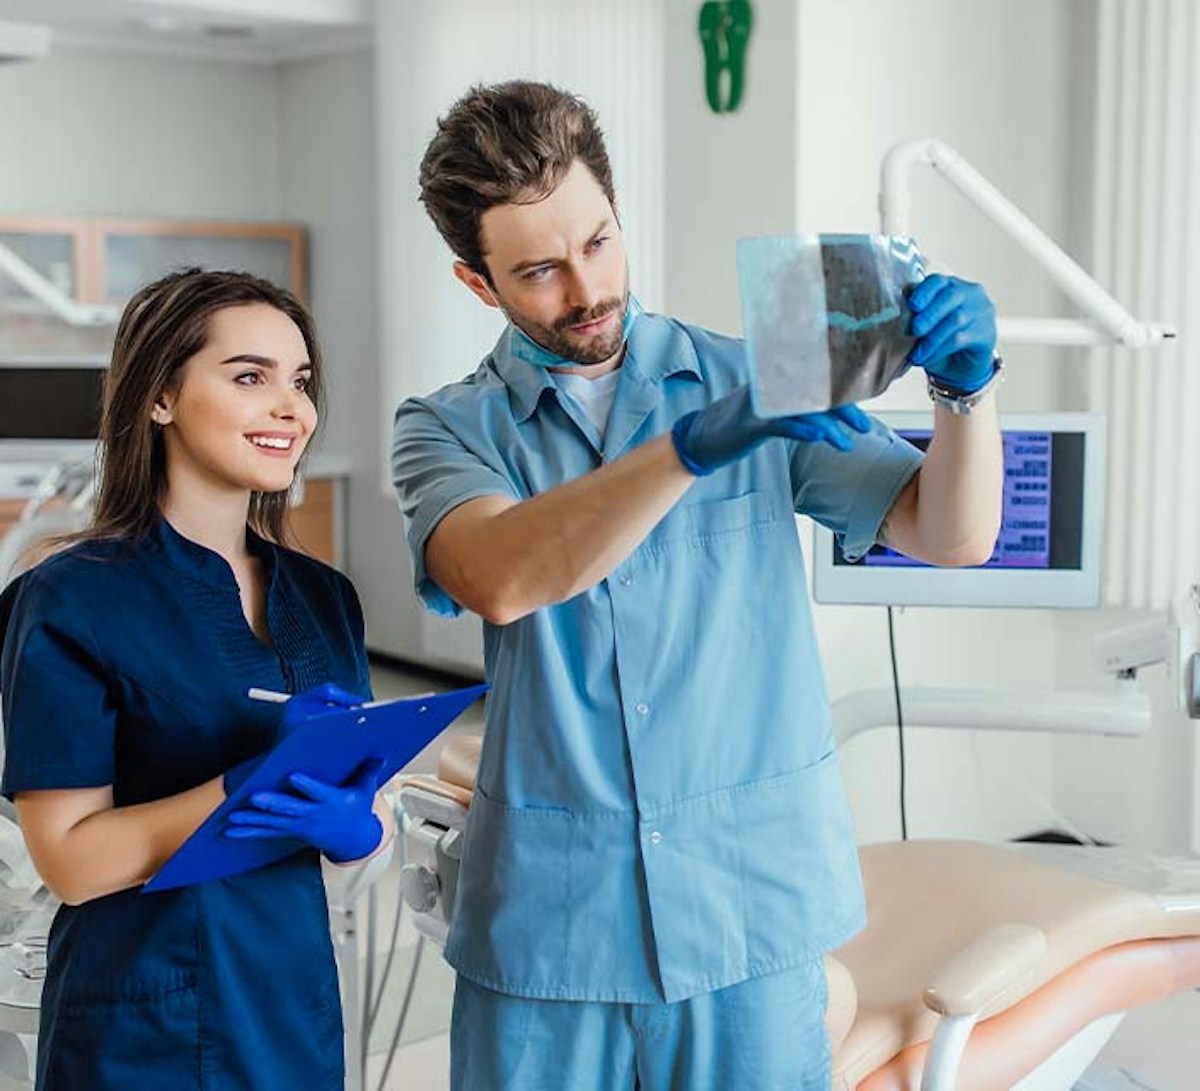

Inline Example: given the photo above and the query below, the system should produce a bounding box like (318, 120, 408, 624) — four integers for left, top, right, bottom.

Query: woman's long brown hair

(84, 267, 325, 546)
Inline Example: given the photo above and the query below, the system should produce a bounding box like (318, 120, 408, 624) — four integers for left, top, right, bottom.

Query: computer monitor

(812, 411, 1106, 608)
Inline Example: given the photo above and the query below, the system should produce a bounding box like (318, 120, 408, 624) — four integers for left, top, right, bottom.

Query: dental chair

(397, 733, 1200, 1090)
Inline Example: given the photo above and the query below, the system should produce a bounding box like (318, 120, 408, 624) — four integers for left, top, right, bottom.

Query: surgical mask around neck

(510, 296, 642, 369)
(737, 235, 926, 415)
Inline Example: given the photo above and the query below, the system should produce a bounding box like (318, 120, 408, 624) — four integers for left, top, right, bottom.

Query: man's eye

(522, 266, 553, 282)
(588, 236, 609, 252)
(293, 374, 310, 392)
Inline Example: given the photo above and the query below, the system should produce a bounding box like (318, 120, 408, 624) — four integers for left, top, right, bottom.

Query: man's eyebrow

(507, 218, 613, 275)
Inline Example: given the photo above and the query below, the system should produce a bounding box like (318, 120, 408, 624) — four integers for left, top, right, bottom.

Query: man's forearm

(911, 396, 1004, 565)
(427, 434, 696, 624)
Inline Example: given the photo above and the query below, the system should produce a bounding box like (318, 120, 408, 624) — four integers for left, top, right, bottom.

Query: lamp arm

(879, 137, 1174, 349)
(0, 241, 118, 328)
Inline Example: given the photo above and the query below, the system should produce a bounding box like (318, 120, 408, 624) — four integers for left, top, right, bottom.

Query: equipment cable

(886, 606, 909, 840)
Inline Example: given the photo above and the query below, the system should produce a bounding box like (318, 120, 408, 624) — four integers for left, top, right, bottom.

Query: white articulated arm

(0, 241, 118, 327)
(879, 138, 1175, 349)
(832, 684, 1152, 747)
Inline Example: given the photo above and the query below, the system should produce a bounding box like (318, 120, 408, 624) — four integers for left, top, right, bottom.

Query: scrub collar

(152, 514, 277, 593)
(509, 296, 643, 369)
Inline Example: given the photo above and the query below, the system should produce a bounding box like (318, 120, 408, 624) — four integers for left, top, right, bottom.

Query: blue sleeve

(789, 416, 924, 562)
(1, 570, 116, 798)
(391, 397, 518, 618)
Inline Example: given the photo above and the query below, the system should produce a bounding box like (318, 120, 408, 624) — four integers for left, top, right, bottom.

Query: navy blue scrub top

(0, 517, 371, 1091)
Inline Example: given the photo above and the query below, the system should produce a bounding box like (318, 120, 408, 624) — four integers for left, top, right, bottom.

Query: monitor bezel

(811, 410, 1106, 608)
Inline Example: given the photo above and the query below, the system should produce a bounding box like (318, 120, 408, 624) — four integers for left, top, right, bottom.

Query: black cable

(886, 606, 908, 840)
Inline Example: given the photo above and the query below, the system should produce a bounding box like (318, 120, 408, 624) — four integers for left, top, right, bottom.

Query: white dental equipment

(0, 242, 117, 329)
(879, 139, 1175, 350)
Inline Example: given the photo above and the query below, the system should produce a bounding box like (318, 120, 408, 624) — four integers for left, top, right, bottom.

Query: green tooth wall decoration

(698, 1, 753, 114)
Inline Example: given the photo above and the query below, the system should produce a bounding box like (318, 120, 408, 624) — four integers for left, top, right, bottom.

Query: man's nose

(563, 265, 602, 312)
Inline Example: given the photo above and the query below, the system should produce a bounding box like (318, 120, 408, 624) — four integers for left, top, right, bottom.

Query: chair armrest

(923, 923, 1047, 1018)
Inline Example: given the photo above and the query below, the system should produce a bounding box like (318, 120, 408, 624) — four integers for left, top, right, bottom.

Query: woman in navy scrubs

(0, 269, 391, 1089)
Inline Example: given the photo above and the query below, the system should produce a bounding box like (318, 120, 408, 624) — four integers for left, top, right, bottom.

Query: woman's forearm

(16, 778, 226, 905)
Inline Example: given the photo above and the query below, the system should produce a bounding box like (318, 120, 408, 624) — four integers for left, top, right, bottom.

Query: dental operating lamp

(879, 138, 1176, 349)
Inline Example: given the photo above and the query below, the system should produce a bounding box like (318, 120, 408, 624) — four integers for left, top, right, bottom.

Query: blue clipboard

(143, 683, 488, 893)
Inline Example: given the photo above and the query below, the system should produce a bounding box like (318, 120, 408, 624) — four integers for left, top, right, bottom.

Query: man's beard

(508, 289, 629, 365)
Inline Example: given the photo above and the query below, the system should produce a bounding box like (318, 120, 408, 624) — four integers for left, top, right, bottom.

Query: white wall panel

(374, 1, 664, 669)
(1090, 0, 1200, 610)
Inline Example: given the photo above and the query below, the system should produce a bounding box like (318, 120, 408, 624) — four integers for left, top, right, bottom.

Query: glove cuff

(325, 815, 385, 865)
(670, 413, 715, 477)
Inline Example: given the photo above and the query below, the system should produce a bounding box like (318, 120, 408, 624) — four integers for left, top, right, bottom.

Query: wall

(0, 49, 280, 217)
(371, 0, 666, 672)
(663, 0, 1088, 843)
(274, 48, 424, 680)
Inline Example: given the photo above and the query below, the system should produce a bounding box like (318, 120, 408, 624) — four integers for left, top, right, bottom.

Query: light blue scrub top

(392, 310, 923, 1003)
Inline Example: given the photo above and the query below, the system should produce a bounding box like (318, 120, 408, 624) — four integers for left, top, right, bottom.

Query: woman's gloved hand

(907, 274, 998, 393)
(223, 758, 386, 864)
(279, 683, 366, 735)
(670, 384, 872, 477)
(223, 683, 368, 798)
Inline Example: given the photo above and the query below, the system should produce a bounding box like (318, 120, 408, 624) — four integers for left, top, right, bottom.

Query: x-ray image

(738, 234, 926, 415)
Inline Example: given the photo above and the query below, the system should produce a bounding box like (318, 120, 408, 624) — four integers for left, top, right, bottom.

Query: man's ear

(453, 261, 502, 309)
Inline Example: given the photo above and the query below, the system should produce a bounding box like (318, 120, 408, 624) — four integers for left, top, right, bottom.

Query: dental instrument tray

(143, 683, 488, 893)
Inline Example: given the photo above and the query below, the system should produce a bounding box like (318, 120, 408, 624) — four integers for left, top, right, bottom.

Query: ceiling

(0, 0, 371, 63)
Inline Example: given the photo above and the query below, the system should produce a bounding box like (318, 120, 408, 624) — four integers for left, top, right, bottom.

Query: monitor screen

(812, 411, 1105, 608)
(0, 367, 106, 440)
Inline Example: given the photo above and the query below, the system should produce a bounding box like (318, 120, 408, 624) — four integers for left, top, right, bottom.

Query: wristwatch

(926, 355, 1004, 415)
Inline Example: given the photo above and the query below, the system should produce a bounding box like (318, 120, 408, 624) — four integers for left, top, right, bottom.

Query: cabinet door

(0, 221, 111, 365)
(97, 221, 306, 303)
(286, 478, 339, 567)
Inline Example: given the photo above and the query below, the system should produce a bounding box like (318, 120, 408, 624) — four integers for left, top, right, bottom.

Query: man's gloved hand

(907, 274, 998, 393)
(670, 384, 872, 477)
(223, 758, 386, 864)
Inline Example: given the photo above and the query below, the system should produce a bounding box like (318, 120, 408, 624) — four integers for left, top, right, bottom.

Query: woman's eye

(235, 371, 262, 386)
(588, 236, 608, 252)
(293, 374, 310, 392)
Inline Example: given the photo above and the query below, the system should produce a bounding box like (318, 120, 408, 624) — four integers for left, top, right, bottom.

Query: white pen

(245, 688, 417, 709)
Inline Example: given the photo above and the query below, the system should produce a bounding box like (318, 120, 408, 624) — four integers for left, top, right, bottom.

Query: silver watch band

(926, 355, 1004, 415)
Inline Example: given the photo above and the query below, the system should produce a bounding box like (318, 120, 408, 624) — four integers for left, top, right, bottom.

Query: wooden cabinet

(287, 474, 346, 569)
(0, 216, 306, 365)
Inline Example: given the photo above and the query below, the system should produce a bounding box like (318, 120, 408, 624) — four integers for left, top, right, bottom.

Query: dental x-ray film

(737, 234, 926, 415)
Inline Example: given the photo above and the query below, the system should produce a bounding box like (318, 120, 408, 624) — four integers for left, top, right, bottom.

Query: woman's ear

(150, 394, 174, 427)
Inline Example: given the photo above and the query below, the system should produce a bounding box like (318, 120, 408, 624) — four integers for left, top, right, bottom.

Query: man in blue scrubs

(393, 81, 1004, 1089)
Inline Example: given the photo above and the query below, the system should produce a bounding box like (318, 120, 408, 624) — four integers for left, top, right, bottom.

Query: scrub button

(648, 831, 662, 845)
(635, 701, 649, 716)
(619, 573, 633, 586)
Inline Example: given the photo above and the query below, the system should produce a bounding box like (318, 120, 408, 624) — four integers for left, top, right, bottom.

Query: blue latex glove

(223, 758, 386, 864)
(670, 384, 872, 476)
(279, 683, 366, 735)
(222, 684, 367, 798)
(907, 274, 998, 394)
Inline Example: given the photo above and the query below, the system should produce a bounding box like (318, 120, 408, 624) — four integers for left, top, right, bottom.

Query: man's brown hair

(419, 80, 615, 278)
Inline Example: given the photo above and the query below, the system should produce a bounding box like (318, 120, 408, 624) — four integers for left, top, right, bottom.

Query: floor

(360, 660, 1199, 1091)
